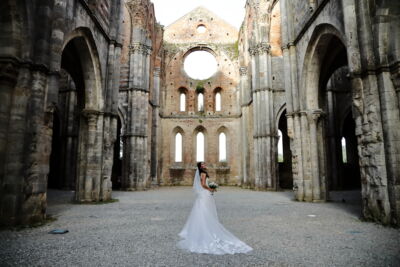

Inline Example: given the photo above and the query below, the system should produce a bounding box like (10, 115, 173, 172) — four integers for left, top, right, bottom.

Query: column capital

(82, 109, 102, 119)
(154, 67, 161, 77)
(307, 109, 324, 123)
(249, 42, 271, 56)
(240, 67, 248, 76)
(129, 43, 152, 55)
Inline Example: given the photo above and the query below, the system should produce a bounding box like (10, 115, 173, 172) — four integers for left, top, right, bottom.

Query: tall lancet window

(196, 132, 205, 162)
(219, 133, 226, 161)
(180, 93, 186, 112)
(215, 92, 221, 111)
(341, 137, 347, 163)
(277, 130, 283, 163)
(175, 133, 182, 162)
(198, 93, 204, 112)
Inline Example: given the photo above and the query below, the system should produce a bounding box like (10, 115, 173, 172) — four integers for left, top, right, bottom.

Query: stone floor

(0, 187, 399, 267)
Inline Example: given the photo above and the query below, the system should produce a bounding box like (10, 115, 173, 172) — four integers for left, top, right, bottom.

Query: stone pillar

(100, 40, 122, 200)
(239, 67, 251, 187)
(59, 74, 78, 189)
(76, 110, 104, 202)
(20, 68, 50, 224)
(307, 110, 323, 201)
(326, 88, 339, 190)
(0, 63, 33, 225)
(340, 0, 392, 224)
(250, 42, 276, 190)
(373, 7, 400, 225)
(150, 67, 161, 185)
(122, 41, 152, 191)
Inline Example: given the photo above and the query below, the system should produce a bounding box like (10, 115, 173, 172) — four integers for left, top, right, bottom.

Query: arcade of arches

(0, 0, 399, 227)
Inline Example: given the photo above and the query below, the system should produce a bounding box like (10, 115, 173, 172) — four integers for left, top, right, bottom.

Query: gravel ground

(0, 187, 399, 267)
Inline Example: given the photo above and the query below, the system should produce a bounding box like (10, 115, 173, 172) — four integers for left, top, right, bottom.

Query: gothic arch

(301, 23, 347, 110)
(178, 87, 188, 112)
(299, 23, 349, 201)
(214, 87, 223, 112)
(193, 126, 208, 163)
(275, 103, 287, 130)
(183, 46, 218, 59)
(217, 126, 229, 162)
(172, 126, 185, 163)
(61, 27, 104, 111)
(57, 28, 106, 202)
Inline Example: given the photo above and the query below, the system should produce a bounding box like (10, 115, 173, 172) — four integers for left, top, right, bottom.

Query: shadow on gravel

(328, 190, 362, 218)
(47, 189, 76, 215)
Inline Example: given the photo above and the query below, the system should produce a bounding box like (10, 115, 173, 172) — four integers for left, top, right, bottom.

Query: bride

(177, 162, 253, 255)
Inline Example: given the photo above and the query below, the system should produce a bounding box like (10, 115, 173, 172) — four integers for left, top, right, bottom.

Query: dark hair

(197, 162, 203, 171)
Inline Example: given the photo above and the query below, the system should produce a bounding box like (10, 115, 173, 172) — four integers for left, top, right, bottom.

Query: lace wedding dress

(177, 169, 253, 255)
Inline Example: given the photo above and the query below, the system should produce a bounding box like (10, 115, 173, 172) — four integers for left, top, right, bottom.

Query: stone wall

(277, 0, 400, 225)
(238, 0, 285, 190)
(238, 0, 400, 226)
(0, 0, 124, 226)
(160, 7, 241, 186)
(117, 0, 164, 191)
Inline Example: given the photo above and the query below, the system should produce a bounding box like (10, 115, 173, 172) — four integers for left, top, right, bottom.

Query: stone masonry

(0, 0, 399, 227)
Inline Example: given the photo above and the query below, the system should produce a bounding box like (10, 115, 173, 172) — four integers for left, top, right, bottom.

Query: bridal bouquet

(208, 181, 219, 195)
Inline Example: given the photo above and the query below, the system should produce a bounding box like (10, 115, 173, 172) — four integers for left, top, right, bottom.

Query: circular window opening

(184, 50, 218, 80)
(197, 25, 207, 34)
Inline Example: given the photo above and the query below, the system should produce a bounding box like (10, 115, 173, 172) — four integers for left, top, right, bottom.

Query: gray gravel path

(0, 187, 399, 267)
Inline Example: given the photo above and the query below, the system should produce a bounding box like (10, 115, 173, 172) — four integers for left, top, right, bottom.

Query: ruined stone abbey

(1, 0, 399, 227)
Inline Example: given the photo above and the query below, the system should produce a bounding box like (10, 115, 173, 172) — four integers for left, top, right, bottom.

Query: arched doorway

(324, 66, 361, 208)
(48, 39, 86, 192)
(47, 28, 106, 202)
(301, 24, 362, 209)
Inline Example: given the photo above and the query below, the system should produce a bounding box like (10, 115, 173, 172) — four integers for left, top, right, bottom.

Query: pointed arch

(301, 23, 347, 110)
(172, 126, 185, 163)
(214, 87, 223, 112)
(194, 126, 207, 163)
(217, 126, 229, 162)
(62, 27, 104, 111)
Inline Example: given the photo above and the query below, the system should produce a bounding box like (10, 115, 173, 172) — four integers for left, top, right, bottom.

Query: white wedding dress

(177, 169, 253, 255)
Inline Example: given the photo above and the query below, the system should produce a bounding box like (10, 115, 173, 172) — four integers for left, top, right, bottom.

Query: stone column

(326, 88, 339, 190)
(373, 8, 400, 225)
(150, 67, 161, 185)
(122, 41, 152, 191)
(307, 110, 323, 201)
(76, 110, 104, 202)
(22, 68, 50, 223)
(239, 67, 251, 187)
(100, 40, 122, 200)
(250, 42, 276, 190)
(341, 0, 391, 223)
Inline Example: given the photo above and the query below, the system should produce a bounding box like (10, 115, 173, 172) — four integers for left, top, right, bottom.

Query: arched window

(175, 133, 183, 162)
(180, 93, 186, 112)
(341, 137, 347, 163)
(198, 93, 204, 112)
(219, 132, 226, 161)
(196, 132, 205, 161)
(215, 92, 221, 111)
(119, 139, 123, 159)
(278, 130, 283, 163)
